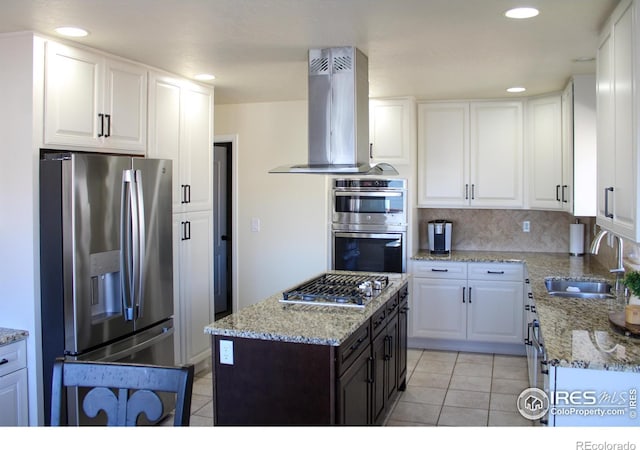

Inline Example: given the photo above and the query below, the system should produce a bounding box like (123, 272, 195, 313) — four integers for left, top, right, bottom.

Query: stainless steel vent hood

(270, 47, 398, 175)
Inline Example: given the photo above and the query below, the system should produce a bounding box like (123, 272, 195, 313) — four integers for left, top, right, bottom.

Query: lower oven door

(332, 230, 406, 273)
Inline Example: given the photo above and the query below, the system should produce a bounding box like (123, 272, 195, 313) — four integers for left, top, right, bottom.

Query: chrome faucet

(589, 228, 625, 292)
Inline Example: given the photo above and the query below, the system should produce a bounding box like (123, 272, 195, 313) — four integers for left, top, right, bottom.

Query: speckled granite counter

(0, 327, 28, 346)
(412, 250, 640, 372)
(204, 271, 411, 346)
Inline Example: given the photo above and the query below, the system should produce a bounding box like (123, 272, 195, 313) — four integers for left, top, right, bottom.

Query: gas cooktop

(279, 273, 390, 309)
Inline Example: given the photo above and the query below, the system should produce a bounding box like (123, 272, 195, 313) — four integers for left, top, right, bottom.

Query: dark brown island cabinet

(211, 282, 409, 425)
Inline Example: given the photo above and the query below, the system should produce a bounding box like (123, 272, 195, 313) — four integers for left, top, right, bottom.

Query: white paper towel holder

(569, 220, 585, 256)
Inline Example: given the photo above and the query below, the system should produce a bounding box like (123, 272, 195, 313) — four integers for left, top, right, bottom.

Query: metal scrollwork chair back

(50, 357, 195, 426)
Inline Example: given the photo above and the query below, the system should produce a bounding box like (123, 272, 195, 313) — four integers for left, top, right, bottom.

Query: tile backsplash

(417, 208, 596, 253)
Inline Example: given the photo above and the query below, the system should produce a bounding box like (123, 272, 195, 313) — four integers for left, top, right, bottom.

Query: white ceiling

(0, 0, 619, 104)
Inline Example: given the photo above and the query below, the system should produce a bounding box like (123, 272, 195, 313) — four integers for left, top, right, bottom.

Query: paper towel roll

(570, 223, 585, 256)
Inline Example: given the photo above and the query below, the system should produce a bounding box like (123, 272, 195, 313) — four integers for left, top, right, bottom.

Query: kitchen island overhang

(204, 270, 411, 426)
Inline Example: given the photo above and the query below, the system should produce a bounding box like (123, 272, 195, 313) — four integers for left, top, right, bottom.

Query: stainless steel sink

(544, 278, 615, 299)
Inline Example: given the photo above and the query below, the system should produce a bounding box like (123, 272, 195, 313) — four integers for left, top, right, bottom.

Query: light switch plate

(219, 339, 234, 365)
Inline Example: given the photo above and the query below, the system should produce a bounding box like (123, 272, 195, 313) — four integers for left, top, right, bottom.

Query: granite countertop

(0, 327, 28, 346)
(204, 271, 411, 346)
(412, 250, 640, 372)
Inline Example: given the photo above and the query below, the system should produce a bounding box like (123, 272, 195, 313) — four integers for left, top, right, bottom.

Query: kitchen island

(204, 271, 411, 425)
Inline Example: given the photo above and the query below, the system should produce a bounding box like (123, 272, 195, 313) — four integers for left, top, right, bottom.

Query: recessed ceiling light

(573, 56, 596, 63)
(504, 7, 539, 19)
(507, 87, 527, 93)
(55, 27, 89, 37)
(194, 74, 216, 81)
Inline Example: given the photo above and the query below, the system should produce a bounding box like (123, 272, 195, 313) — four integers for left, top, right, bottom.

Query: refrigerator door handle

(120, 169, 136, 321)
(134, 169, 146, 319)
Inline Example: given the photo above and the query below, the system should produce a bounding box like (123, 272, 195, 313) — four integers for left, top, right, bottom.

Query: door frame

(214, 134, 239, 318)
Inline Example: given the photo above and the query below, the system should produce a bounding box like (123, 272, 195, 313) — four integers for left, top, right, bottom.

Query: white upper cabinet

(44, 41, 147, 153)
(417, 102, 469, 206)
(527, 94, 564, 210)
(418, 100, 523, 208)
(470, 101, 523, 208)
(564, 74, 597, 217)
(369, 97, 415, 165)
(148, 72, 214, 212)
(596, 0, 639, 240)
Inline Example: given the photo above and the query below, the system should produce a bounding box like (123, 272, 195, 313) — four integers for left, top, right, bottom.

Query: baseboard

(408, 337, 526, 356)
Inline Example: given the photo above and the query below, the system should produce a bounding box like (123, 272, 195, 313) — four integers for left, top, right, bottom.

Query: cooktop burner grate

(280, 273, 390, 308)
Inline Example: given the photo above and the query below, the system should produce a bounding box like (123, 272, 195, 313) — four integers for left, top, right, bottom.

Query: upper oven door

(333, 190, 406, 226)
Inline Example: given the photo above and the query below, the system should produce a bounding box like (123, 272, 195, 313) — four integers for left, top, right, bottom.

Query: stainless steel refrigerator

(39, 152, 174, 425)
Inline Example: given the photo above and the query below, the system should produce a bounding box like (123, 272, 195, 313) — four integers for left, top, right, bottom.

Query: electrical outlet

(219, 339, 234, 365)
(523, 221, 530, 233)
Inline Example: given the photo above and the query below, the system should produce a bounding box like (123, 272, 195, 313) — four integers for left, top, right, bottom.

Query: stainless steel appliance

(524, 296, 550, 426)
(39, 152, 174, 425)
(270, 47, 397, 175)
(331, 178, 407, 273)
(332, 178, 407, 227)
(279, 273, 390, 309)
(428, 220, 452, 255)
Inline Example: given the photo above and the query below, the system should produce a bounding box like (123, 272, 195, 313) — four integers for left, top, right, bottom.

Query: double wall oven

(331, 178, 407, 273)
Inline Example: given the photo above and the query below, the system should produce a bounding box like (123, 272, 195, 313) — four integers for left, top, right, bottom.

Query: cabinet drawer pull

(462, 286, 466, 303)
(0, 358, 8, 366)
(468, 287, 472, 304)
(349, 334, 367, 353)
(487, 270, 505, 274)
(431, 268, 448, 272)
(465, 184, 469, 200)
(562, 185, 568, 203)
(556, 184, 561, 202)
(471, 184, 475, 200)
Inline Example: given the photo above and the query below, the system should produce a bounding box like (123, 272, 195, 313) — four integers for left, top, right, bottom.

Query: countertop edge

(0, 328, 29, 346)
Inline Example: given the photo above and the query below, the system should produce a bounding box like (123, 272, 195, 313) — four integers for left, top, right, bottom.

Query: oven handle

(334, 232, 403, 240)
(334, 191, 403, 197)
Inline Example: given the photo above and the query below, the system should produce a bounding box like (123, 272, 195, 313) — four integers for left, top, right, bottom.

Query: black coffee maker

(428, 220, 452, 255)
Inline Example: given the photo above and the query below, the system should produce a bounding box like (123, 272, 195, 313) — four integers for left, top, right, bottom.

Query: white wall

(215, 101, 329, 309)
(0, 32, 43, 425)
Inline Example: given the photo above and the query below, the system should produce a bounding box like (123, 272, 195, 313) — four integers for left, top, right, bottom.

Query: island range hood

(269, 47, 398, 175)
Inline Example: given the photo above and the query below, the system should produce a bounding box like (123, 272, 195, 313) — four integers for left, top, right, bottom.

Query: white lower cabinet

(173, 211, 214, 366)
(0, 340, 28, 426)
(411, 261, 524, 345)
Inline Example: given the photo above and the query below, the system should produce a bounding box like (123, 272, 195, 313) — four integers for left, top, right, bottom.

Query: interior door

(213, 144, 232, 318)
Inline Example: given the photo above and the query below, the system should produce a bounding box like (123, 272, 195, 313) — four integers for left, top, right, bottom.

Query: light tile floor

(178, 348, 533, 426)
(385, 349, 533, 426)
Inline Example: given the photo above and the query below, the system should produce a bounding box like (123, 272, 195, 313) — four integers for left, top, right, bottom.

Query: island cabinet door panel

(212, 336, 335, 425)
(371, 329, 388, 424)
(336, 343, 373, 425)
